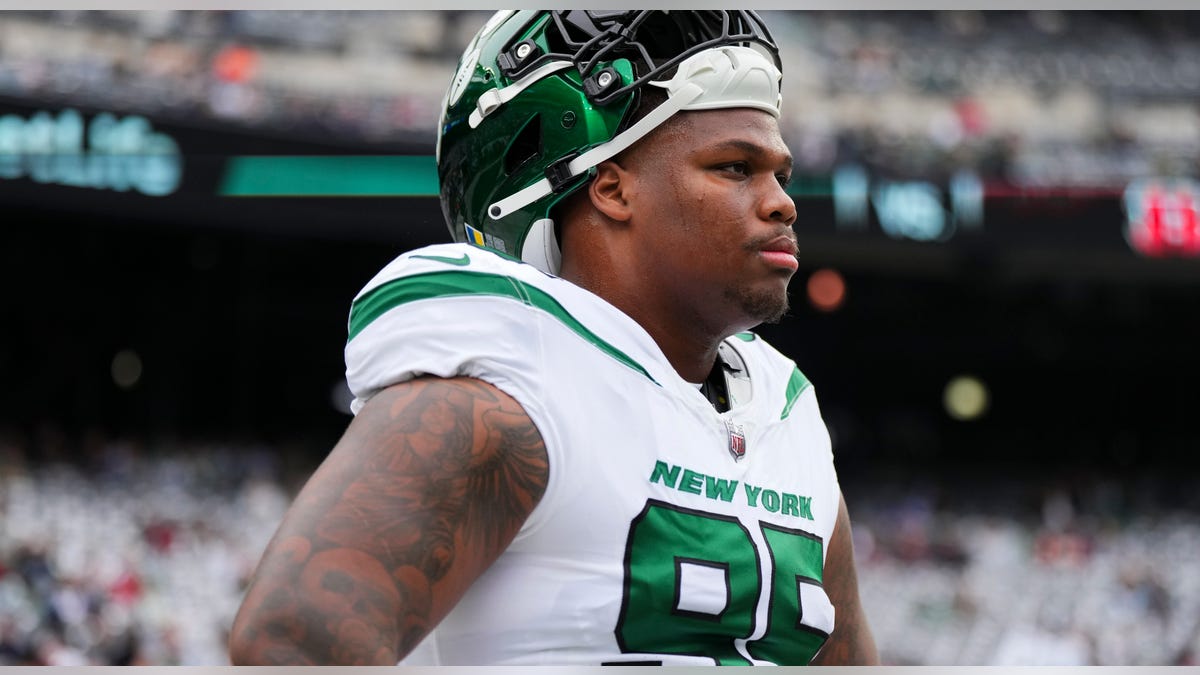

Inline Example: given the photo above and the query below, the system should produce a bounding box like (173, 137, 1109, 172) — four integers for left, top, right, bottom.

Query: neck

(560, 245, 726, 384)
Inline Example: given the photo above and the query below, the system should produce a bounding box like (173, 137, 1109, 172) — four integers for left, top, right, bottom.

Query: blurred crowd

(0, 10, 477, 146)
(853, 474, 1200, 665)
(0, 425, 292, 665)
(0, 10, 1197, 184)
(774, 11, 1200, 185)
(1, 424, 1199, 665)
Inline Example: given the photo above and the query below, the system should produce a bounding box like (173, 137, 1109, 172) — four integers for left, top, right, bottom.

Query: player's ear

(589, 160, 633, 223)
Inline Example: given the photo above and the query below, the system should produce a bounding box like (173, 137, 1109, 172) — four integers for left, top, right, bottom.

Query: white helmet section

(651, 44, 782, 117)
(489, 45, 784, 276)
(521, 218, 563, 273)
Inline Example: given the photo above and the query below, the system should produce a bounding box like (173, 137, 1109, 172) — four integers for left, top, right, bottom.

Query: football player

(230, 10, 878, 665)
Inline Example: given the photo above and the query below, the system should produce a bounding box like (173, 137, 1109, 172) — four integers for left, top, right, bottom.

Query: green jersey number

(615, 500, 829, 665)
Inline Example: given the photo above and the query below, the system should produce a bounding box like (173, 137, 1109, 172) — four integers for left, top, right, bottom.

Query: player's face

(625, 108, 798, 333)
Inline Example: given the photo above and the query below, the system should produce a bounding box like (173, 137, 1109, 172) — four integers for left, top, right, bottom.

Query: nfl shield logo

(725, 420, 746, 461)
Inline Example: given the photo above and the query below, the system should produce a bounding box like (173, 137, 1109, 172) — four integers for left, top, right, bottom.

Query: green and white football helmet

(436, 10, 784, 275)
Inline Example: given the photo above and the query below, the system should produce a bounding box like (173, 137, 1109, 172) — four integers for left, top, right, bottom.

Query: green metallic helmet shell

(436, 10, 781, 274)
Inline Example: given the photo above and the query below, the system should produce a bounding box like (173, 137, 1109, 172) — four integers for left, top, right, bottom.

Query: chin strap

(489, 80, 705, 222)
(491, 44, 782, 222)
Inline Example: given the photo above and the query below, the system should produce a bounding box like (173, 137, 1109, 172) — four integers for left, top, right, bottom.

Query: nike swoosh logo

(411, 253, 471, 266)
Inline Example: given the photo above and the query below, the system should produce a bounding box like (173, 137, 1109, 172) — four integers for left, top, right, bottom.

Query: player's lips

(758, 236, 799, 272)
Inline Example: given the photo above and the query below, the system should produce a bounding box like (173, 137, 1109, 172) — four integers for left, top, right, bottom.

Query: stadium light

(111, 349, 143, 390)
(943, 374, 989, 421)
(806, 268, 847, 312)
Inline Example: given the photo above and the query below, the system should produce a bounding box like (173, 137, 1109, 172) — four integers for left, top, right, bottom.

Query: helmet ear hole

(504, 113, 543, 176)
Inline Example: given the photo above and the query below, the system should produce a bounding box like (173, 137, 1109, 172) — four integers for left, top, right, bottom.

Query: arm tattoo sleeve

(229, 377, 549, 665)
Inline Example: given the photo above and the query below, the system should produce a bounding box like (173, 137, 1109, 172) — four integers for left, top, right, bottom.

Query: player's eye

(719, 162, 750, 176)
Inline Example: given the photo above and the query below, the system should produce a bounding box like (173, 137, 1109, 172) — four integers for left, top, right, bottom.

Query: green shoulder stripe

(348, 270, 658, 385)
(780, 365, 811, 420)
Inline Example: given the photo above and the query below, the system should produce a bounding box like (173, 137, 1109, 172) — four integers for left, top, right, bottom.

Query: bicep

(810, 491, 880, 665)
(229, 376, 549, 665)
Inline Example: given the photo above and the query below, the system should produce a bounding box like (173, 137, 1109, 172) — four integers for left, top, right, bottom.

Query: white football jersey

(345, 243, 842, 665)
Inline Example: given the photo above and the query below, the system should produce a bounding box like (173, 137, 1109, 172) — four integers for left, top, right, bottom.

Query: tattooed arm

(228, 376, 548, 665)
(809, 491, 880, 665)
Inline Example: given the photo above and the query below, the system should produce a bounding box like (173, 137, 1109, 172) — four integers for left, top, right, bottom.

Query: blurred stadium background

(1, 9, 1199, 666)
